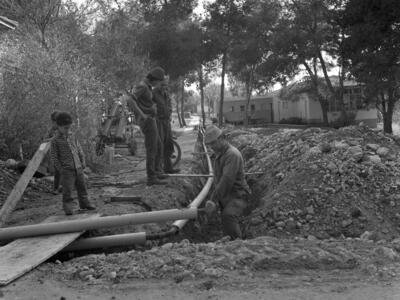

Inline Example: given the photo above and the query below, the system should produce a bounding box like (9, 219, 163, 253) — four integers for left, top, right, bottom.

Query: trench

(48, 127, 221, 262)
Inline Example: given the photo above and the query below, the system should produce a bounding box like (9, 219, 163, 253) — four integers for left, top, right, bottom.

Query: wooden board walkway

(0, 213, 100, 286)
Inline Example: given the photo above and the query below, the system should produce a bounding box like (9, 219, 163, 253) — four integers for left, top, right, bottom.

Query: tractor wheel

(171, 139, 181, 167)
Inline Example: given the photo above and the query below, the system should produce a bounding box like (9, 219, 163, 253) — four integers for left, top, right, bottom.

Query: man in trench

(204, 125, 251, 239)
(126, 67, 167, 186)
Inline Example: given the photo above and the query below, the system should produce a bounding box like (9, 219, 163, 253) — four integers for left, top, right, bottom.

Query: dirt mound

(43, 236, 400, 284)
(228, 125, 400, 240)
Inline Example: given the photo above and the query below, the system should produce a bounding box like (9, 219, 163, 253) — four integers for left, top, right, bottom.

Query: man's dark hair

(50, 111, 59, 122)
(56, 112, 73, 126)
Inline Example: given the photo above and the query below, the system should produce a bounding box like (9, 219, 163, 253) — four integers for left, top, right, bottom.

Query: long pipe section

(0, 208, 197, 241)
(172, 127, 214, 231)
(63, 232, 146, 251)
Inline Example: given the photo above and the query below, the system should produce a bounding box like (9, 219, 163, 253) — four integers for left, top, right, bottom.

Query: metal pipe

(146, 226, 178, 240)
(0, 208, 198, 241)
(63, 232, 146, 252)
(173, 127, 214, 230)
(166, 172, 264, 178)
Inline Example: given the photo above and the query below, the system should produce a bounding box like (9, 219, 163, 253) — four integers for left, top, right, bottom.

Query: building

(220, 78, 378, 128)
(274, 78, 377, 127)
(222, 95, 274, 125)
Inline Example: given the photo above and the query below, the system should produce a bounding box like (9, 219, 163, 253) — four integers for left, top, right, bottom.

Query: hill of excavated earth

(226, 125, 400, 241)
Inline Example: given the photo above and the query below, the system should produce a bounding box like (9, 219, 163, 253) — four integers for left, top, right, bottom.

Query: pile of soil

(44, 236, 400, 284)
(227, 125, 400, 240)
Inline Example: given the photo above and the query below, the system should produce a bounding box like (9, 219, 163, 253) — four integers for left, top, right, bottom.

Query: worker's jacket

(50, 131, 85, 172)
(129, 80, 157, 122)
(212, 143, 250, 207)
(153, 84, 172, 120)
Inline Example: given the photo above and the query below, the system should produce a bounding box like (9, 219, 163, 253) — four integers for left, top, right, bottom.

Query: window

(231, 106, 234, 112)
(353, 95, 364, 109)
(328, 98, 340, 112)
(251, 104, 255, 111)
(240, 105, 245, 111)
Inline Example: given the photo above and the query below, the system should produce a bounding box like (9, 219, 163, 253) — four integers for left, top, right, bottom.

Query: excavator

(95, 99, 181, 166)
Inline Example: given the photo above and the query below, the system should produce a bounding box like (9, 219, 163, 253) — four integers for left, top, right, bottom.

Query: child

(45, 111, 61, 193)
(46, 111, 60, 140)
(50, 112, 96, 215)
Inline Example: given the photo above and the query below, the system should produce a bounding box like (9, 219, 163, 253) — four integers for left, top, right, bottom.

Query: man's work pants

(140, 117, 162, 181)
(221, 197, 248, 239)
(156, 118, 174, 172)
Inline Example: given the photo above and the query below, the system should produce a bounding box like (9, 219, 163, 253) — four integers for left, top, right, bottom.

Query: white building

(220, 78, 378, 128)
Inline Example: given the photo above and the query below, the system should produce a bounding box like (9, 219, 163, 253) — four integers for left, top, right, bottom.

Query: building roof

(224, 93, 277, 103)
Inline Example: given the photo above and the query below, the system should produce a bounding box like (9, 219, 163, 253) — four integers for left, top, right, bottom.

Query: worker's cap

(56, 112, 73, 126)
(204, 125, 223, 144)
(147, 67, 165, 81)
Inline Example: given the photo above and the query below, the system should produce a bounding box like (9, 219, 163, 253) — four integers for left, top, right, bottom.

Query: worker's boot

(63, 202, 74, 216)
(79, 198, 96, 210)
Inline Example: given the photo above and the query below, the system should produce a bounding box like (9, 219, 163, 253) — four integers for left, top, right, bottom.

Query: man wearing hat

(152, 76, 180, 174)
(126, 67, 167, 186)
(204, 125, 251, 239)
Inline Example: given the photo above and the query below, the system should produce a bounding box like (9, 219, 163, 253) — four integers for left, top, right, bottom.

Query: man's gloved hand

(204, 200, 216, 216)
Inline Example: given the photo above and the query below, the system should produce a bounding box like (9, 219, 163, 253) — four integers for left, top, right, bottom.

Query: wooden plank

(0, 213, 100, 286)
(0, 142, 50, 226)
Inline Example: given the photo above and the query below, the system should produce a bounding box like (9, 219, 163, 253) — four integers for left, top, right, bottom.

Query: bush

(329, 111, 357, 129)
(279, 117, 305, 125)
(0, 33, 104, 162)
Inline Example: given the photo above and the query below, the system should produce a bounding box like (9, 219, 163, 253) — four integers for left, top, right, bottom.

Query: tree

(137, 0, 206, 127)
(203, 82, 220, 118)
(341, 0, 400, 133)
(260, 0, 343, 125)
(229, 0, 280, 126)
(204, 0, 247, 126)
(0, 1, 106, 160)
(0, 0, 62, 48)
(91, 4, 148, 90)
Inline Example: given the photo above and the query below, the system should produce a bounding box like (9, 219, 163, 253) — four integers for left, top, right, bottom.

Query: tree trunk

(304, 61, 329, 125)
(180, 78, 186, 127)
(198, 66, 206, 127)
(176, 99, 183, 128)
(40, 28, 48, 49)
(244, 68, 254, 128)
(382, 93, 395, 134)
(318, 96, 329, 125)
(383, 111, 393, 134)
(219, 51, 227, 127)
(244, 84, 251, 127)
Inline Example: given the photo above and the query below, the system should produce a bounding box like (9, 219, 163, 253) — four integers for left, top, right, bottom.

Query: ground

(2, 126, 400, 300)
